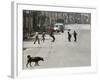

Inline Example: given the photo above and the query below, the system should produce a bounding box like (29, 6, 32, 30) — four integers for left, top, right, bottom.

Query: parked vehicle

(53, 23, 64, 33)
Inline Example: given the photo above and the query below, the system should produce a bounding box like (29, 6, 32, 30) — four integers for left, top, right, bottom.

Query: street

(23, 24, 91, 69)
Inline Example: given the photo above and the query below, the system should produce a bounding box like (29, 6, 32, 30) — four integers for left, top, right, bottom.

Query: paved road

(23, 24, 91, 70)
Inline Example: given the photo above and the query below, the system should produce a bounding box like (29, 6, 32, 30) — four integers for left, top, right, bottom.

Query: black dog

(26, 55, 44, 67)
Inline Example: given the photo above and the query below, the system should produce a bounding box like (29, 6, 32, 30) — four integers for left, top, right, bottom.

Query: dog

(26, 55, 44, 67)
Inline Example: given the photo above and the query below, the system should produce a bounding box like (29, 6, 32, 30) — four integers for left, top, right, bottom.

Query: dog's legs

(37, 62, 39, 66)
(35, 62, 39, 66)
(26, 62, 29, 68)
(30, 62, 32, 67)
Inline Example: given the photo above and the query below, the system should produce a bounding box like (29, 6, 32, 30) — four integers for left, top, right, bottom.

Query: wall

(0, 0, 100, 80)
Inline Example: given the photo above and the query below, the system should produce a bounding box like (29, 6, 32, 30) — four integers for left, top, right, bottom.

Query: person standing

(48, 25, 55, 42)
(73, 30, 77, 42)
(50, 31, 55, 42)
(42, 32, 46, 42)
(34, 32, 40, 44)
(67, 31, 72, 42)
(61, 26, 64, 33)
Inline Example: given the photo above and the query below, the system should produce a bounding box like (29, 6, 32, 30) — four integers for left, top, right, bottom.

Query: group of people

(67, 30, 77, 42)
(34, 25, 55, 44)
(33, 27, 78, 45)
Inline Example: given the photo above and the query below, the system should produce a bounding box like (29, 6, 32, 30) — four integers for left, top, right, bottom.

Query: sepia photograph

(23, 10, 91, 70)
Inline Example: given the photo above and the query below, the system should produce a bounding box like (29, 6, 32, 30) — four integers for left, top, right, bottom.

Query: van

(53, 23, 64, 33)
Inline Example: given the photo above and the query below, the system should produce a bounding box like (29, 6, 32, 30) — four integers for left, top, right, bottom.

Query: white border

(11, 1, 97, 78)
